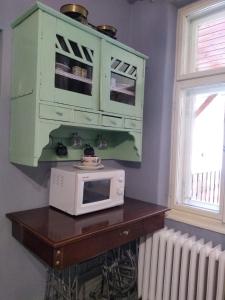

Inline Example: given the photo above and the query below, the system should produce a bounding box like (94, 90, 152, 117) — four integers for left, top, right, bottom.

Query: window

(168, 0, 225, 233)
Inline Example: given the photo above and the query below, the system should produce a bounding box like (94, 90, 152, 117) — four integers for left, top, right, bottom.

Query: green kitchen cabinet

(10, 2, 147, 166)
(101, 41, 145, 117)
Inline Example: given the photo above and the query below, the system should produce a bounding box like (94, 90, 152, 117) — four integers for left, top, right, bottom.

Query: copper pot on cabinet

(60, 4, 88, 24)
(97, 25, 117, 38)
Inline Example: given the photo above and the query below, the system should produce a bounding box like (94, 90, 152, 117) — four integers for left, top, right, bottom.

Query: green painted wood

(75, 111, 99, 125)
(10, 3, 147, 166)
(100, 40, 145, 118)
(39, 104, 74, 122)
(39, 126, 141, 162)
(36, 121, 61, 165)
(37, 109, 137, 132)
(124, 118, 142, 130)
(102, 115, 124, 128)
(129, 131, 142, 159)
(10, 95, 37, 166)
(11, 2, 148, 60)
(39, 11, 56, 102)
(11, 10, 39, 99)
(10, 11, 40, 166)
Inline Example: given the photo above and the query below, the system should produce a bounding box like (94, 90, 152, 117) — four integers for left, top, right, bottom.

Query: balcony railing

(191, 170, 221, 206)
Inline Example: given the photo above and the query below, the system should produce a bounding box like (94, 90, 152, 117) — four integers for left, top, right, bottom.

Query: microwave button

(117, 188, 124, 196)
(118, 176, 124, 183)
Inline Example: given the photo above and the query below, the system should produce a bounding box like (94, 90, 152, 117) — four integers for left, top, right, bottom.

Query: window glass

(189, 10, 225, 73)
(196, 17, 225, 71)
(181, 87, 225, 212)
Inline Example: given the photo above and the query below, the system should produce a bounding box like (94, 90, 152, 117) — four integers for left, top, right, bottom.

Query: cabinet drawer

(125, 118, 142, 130)
(39, 104, 73, 122)
(75, 111, 99, 125)
(62, 221, 143, 266)
(102, 115, 123, 128)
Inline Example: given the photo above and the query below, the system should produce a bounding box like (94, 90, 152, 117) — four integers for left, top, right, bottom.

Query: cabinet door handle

(56, 111, 63, 116)
(120, 230, 129, 236)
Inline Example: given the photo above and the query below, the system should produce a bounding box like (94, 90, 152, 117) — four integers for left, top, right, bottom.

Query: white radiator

(138, 228, 225, 300)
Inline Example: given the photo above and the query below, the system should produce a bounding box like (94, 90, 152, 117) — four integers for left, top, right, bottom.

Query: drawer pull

(85, 115, 92, 121)
(120, 230, 129, 236)
(110, 120, 117, 125)
(56, 111, 63, 116)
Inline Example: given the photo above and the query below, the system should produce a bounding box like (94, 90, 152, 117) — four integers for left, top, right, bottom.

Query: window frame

(168, 0, 225, 232)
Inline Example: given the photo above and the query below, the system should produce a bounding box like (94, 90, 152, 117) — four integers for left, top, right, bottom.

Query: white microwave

(49, 166, 125, 216)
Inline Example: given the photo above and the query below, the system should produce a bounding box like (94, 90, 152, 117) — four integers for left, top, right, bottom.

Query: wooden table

(7, 198, 168, 270)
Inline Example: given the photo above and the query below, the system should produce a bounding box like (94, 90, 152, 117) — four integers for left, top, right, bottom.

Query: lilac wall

(123, 0, 177, 205)
(0, 1, 132, 299)
(1, 0, 225, 299)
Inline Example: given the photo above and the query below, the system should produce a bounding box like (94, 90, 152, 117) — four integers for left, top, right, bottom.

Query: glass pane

(188, 8, 225, 73)
(69, 40, 82, 58)
(110, 72, 136, 106)
(83, 180, 110, 204)
(56, 34, 69, 52)
(196, 17, 225, 71)
(55, 53, 93, 96)
(183, 88, 225, 212)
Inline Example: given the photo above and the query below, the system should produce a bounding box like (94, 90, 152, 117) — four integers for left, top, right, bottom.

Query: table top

(7, 198, 168, 248)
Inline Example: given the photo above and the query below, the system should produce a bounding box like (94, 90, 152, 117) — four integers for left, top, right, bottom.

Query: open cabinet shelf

(55, 69, 92, 85)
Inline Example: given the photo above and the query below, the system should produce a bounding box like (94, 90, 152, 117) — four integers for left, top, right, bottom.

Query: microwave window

(83, 179, 111, 204)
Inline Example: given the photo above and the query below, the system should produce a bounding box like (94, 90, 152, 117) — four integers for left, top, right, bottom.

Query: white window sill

(166, 209, 225, 234)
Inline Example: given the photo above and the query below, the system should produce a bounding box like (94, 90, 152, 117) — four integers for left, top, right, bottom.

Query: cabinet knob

(117, 188, 124, 196)
(120, 230, 129, 236)
(56, 111, 63, 116)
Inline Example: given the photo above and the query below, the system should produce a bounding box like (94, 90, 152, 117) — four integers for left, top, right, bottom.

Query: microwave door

(76, 171, 124, 215)
(82, 179, 111, 204)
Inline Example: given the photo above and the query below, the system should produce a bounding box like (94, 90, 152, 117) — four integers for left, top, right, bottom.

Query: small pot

(60, 4, 88, 24)
(97, 25, 117, 38)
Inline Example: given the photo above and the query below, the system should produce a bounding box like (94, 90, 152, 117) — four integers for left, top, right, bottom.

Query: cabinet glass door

(110, 62, 136, 106)
(55, 35, 93, 97)
(54, 21, 100, 110)
(101, 41, 145, 117)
